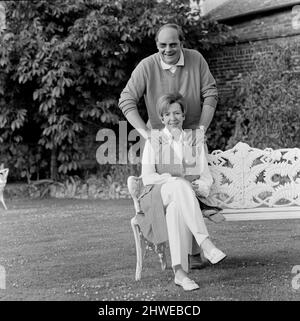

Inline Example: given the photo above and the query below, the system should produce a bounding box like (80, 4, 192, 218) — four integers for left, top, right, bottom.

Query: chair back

(0, 168, 9, 190)
(127, 176, 143, 214)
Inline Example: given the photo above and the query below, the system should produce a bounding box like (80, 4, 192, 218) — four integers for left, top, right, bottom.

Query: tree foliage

(0, 0, 229, 181)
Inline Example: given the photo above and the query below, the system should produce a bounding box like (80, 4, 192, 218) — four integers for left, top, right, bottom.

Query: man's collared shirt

(160, 50, 184, 73)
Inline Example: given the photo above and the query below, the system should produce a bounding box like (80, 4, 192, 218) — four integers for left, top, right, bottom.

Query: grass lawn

(0, 197, 299, 301)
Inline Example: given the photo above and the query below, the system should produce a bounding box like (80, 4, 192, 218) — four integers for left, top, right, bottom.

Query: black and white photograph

(0, 0, 300, 308)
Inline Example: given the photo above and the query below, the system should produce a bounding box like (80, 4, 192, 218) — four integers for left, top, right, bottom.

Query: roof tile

(208, 0, 300, 21)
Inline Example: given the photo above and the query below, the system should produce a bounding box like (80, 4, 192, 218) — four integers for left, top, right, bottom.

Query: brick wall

(205, 8, 300, 99)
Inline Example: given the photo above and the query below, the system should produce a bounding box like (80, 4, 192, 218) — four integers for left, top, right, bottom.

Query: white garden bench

(128, 142, 300, 280)
(0, 168, 9, 210)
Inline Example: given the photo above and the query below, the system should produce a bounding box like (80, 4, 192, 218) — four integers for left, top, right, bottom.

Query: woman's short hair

(156, 93, 187, 118)
(155, 23, 185, 42)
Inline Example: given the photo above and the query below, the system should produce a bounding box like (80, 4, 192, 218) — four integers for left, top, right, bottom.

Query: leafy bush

(206, 94, 239, 152)
(227, 43, 300, 150)
(21, 164, 141, 199)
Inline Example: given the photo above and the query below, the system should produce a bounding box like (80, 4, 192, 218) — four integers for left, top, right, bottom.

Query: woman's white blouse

(141, 128, 178, 186)
(141, 128, 213, 193)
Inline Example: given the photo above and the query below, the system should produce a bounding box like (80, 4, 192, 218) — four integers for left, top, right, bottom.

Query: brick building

(205, 0, 300, 98)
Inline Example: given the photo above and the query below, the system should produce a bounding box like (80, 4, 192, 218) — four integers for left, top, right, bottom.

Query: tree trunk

(50, 146, 57, 180)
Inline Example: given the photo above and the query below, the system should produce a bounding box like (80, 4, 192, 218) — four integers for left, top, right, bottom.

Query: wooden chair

(127, 176, 167, 281)
(0, 168, 9, 210)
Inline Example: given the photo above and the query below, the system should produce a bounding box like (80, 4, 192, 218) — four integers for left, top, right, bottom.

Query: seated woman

(138, 93, 226, 291)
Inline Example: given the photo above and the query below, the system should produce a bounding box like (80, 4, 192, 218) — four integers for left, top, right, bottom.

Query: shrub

(0, 0, 230, 181)
(206, 94, 239, 152)
(227, 43, 300, 149)
(24, 164, 141, 199)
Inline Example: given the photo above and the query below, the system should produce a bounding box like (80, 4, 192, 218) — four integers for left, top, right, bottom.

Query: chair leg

(131, 216, 143, 281)
(0, 193, 7, 210)
(156, 243, 167, 271)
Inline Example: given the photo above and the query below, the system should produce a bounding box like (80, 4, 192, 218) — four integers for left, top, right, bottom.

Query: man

(119, 23, 224, 268)
(119, 23, 217, 137)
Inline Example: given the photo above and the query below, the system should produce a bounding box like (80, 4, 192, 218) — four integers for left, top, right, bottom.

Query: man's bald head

(155, 24, 185, 42)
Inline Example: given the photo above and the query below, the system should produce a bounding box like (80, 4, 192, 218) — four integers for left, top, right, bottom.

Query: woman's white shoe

(203, 248, 226, 264)
(174, 277, 200, 291)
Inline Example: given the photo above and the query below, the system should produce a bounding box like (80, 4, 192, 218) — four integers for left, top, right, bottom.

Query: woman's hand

(191, 179, 210, 198)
